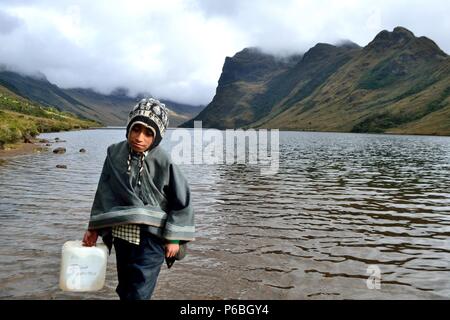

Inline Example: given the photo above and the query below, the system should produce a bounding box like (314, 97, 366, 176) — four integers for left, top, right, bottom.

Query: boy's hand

(165, 243, 180, 258)
(82, 230, 98, 247)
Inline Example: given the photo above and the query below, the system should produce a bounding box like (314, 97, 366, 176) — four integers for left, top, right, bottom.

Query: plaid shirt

(112, 224, 141, 245)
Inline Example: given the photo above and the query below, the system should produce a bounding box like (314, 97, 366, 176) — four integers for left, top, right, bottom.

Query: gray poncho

(88, 140, 195, 250)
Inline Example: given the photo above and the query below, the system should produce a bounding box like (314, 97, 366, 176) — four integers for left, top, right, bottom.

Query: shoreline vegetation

(0, 85, 102, 158)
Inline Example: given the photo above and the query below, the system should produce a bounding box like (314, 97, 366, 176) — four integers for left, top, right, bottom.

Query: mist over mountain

(182, 27, 450, 136)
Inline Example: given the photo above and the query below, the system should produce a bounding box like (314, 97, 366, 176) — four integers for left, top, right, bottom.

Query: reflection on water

(0, 129, 449, 299)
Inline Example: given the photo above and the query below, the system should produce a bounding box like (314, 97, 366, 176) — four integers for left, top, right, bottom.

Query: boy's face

(128, 123, 155, 153)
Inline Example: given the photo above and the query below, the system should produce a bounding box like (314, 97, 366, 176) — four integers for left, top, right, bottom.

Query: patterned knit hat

(126, 98, 169, 148)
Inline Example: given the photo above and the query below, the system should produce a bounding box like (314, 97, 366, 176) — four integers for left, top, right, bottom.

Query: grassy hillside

(0, 85, 101, 148)
(248, 43, 360, 127)
(0, 70, 203, 127)
(257, 28, 450, 135)
(181, 48, 302, 128)
(0, 70, 100, 121)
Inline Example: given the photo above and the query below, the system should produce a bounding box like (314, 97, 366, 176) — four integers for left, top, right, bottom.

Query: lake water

(0, 129, 449, 299)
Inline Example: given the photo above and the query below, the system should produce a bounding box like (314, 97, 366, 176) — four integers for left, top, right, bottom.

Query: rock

(46, 143, 52, 146)
(53, 147, 66, 154)
(55, 137, 60, 141)
(23, 134, 33, 143)
(56, 164, 67, 169)
(33, 147, 47, 153)
(79, 148, 86, 153)
(39, 139, 50, 143)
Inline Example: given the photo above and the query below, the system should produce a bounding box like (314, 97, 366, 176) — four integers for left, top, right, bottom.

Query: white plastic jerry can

(59, 241, 108, 292)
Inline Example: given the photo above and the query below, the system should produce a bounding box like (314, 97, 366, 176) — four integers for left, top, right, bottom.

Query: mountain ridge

(181, 26, 450, 136)
(0, 83, 100, 148)
(0, 69, 204, 127)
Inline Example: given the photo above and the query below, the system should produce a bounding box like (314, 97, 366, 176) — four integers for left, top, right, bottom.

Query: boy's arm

(163, 162, 195, 242)
(82, 230, 98, 247)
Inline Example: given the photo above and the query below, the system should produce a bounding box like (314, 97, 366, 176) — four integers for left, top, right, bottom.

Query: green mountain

(0, 70, 99, 121)
(0, 84, 100, 148)
(182, 48, 303, 128)
(65, 88, 204, 127)
(182, 27, 450, 136)
(0, 70, 204, 127)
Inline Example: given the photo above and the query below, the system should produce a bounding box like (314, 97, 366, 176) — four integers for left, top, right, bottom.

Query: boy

(82, 98, 195, 300)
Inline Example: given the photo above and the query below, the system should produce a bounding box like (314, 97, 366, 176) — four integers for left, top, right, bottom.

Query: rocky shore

(0, 137, 71, 159)
(0, 139, 48, 159)
(0, 135, 89, 174)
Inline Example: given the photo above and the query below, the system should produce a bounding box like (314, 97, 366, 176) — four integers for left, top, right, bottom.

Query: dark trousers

(113, 231, 165, 300)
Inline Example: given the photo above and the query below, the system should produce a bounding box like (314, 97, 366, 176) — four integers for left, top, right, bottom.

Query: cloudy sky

(0, 0, 448, 106)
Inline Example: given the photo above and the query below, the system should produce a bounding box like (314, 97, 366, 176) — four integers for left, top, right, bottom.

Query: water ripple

(1, 130, 450, 299)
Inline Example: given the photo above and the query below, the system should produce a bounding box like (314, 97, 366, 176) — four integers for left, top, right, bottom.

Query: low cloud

(0, 0, 448, 105)
(0, 9, 22, 34)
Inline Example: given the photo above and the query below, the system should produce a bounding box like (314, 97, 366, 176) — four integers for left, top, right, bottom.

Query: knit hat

(126, 98, 169, 148)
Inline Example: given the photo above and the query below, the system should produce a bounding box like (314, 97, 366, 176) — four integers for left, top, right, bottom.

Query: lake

(0, 128, 449, 299)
